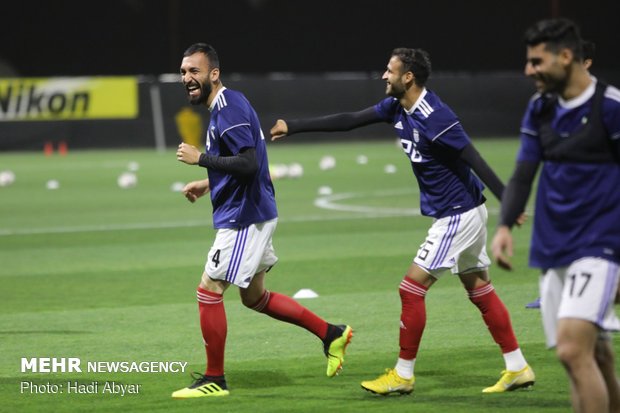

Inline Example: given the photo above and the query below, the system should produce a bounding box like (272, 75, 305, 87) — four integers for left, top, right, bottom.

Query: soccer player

(524, 39, 596, 310)
(172, 43, 353, 399)
(270, 48, 534, 395)
(491, 18, 620, 412)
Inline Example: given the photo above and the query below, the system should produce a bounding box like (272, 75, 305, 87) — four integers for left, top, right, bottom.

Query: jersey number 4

(211, 249, 221, 268)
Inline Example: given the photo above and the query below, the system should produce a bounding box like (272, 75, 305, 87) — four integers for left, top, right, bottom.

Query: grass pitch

(0, 138, 600, 412)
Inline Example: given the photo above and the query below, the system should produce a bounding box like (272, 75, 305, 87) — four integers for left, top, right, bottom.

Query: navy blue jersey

(374, 89, 485, 218)
(206, 88, 277, 228)
(518, 79, 620, 267)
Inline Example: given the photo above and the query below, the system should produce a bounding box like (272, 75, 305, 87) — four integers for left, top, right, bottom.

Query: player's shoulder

(527, 91, 544, 104)
(600, 83, 620, 137)
(220, 88, 250, 108)
(423, 90, 457, 121)
(377, 96, 399, 108)
(375, 97, 400, 117)
(603, 83, 620, 105)
(214, 88, 252, 116)
(523, 91, 553, 116)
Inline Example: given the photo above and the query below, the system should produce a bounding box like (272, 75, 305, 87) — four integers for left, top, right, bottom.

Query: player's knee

(241, 295, 256, 308)
(555, 341, 586, 368)
(200, 273, 227, 294)
(240, 289, 268, 310)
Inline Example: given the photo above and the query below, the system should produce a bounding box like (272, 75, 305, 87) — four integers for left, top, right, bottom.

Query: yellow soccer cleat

(324, 325, 354, 377)
(172, 373, 230, 399)
(361, 368, 415, 395)
(482, 365, 535, 393)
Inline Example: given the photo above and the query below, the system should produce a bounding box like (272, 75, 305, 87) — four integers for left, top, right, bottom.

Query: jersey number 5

(417, 240, 434, 261)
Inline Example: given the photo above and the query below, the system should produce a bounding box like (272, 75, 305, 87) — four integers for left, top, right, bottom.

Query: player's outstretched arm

(270, 107, 382, 141)
(270, 119, 289, 141)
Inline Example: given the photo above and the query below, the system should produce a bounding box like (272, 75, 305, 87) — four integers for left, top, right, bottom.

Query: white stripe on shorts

(598, 261, 620, 325)
(226, 227, 249, 284)
(429, 214, 460, 269)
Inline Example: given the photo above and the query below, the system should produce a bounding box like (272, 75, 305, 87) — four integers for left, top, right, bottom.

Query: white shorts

(413, 204, 490, 278)
(540, 257, 620, 348)
(204, 219, 279, 289)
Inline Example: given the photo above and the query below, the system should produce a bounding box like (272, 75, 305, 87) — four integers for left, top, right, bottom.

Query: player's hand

(177, 142, 201, 165)
(182, 179, 210, 203)
(515, 212, 528, 226)
(270, 119, 288, 141)
(491, 225, 514, 271)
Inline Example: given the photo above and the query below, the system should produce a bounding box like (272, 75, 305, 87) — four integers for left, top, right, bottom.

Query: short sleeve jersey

(374, 88, 485, 218)
(205, 87, 277, 229)
(518, 79, 620, 267)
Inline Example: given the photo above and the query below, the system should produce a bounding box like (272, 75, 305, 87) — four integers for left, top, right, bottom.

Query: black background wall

(1, 0, 618, 77)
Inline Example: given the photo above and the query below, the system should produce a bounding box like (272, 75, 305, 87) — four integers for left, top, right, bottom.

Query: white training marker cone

(293, 289, 319, 299)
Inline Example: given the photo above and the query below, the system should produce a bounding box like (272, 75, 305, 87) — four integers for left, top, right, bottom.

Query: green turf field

(0, 139, 603, 412)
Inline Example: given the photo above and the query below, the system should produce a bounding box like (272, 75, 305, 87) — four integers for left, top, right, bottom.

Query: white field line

(314, 188, 421, 215)
(0, 189, 500, 236)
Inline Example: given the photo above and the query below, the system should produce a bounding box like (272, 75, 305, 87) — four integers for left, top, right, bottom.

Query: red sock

(468, 283, 519, 353)
(250, 291, 328, 339)
(399, 278, 428, 360)
(196, 287, 227, 376)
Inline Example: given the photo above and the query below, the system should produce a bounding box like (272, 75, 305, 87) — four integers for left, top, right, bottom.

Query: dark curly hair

(391, 48, 431, 87)
(524, 18, 583, 61)
(183, 43, 220, 69)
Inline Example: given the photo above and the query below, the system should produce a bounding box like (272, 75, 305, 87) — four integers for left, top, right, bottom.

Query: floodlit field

(0, 139, 595, 412)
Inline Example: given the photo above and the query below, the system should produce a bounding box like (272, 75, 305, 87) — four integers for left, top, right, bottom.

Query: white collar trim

(558, 77, 595, 110)
(209, 87, 227, 112)
(405, 88, 427, 115)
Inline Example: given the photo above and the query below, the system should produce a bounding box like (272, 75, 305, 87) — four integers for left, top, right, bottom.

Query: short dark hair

(524, 18, 583, 61)
(391, 48, 431, 87)
(183, 43, 220, 69)
(581, 40, 595, 62)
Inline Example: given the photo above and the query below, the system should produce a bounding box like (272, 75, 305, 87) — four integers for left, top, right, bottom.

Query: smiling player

(270, 47, 533, 395)
(172, 43, 352, 399)
(492, 18, 620, 412)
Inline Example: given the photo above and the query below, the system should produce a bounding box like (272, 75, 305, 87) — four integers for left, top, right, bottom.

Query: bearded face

(382, 56, 409, 99)
(525, 43, 572, 95)
(185, 77, 212, 105)
(180, 52, 215, 106)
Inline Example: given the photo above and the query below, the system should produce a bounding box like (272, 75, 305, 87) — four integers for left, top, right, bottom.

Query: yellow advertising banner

(0, 77, 138, 121)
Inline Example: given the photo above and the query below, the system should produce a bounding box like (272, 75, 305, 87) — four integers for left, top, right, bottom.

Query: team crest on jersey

(413, 129, 420, 143)
(206, 125, 216, 150)
(395, 121, 404, 130)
